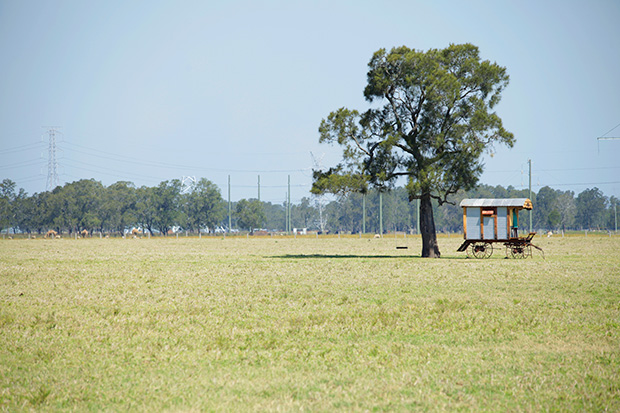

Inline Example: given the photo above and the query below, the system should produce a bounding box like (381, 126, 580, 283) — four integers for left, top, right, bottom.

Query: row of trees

(0, 177, 617, 236)
(0, 178, 224, 236)
(318, 184, 617, 234)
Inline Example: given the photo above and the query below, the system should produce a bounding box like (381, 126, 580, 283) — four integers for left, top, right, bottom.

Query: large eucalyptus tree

(313, 44, 514, 257)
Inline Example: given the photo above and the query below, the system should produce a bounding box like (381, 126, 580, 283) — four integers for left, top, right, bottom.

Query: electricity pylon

(310, 152, 327, 233)
(44, 127, 61, 191)
(181, 176, 197, 194)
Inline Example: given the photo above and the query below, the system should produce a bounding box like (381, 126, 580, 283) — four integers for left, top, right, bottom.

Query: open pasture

(1, 235, 619, 411)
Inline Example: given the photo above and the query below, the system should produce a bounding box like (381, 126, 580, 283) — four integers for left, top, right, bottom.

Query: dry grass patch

(1, 235, 619, 410)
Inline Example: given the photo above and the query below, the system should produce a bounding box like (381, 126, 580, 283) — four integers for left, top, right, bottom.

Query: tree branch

(393, 142, 415, 156)
(350, 133, 371, 156)
(386, 92, 405, 135)
(387, 171, 414, 179)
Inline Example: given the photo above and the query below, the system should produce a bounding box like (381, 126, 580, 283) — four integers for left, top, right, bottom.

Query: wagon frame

(456, 198, 544, 259)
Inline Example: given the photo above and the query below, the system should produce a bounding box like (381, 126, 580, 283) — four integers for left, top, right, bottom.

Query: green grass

(1, 235, 619, 411)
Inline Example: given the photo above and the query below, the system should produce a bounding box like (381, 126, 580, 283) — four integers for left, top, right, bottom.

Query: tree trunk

(420, 192, 441, 258)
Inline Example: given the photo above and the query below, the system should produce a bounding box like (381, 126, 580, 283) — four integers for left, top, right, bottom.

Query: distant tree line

(0, 178, 617, 236)
(318, 185, 617, 234)
(0, 178, 225, 236)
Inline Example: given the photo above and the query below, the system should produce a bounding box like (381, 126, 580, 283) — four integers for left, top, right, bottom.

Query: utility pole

(379, 191, 383, 237)
(285, 192, 289, 233)
(257, 175, 260, 202)
(597, 137, 620, 154)
(362, 193, 366, 234)
(597, 123, 620, 153)
(528, 159, 532, 233)
(228, 175, 231, 233)
(287, 175, 291, 233)
(44, 127, 61, 191)
(596, 124, 619, 234)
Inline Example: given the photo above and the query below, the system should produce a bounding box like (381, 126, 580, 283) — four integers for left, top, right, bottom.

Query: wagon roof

(459, 198, 533, 210)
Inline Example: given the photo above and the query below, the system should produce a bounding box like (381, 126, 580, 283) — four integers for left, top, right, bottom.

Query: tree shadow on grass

(269, 254, 466, 260)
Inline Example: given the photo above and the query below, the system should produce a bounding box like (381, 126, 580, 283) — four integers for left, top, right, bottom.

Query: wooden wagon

(456, 198, 543, 259)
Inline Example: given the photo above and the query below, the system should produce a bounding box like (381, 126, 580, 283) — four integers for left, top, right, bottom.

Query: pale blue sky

(1, 0, 619, 204)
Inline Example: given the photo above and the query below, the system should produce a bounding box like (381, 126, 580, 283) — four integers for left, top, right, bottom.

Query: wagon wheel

(468, 242, 493, 259)
(508, 244, 531, 259)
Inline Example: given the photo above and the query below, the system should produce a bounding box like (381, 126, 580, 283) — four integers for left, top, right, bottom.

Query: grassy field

(1, 234, 619, 411)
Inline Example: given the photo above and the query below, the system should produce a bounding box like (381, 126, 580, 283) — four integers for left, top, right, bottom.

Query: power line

(59, 141, 310, 173)
(61, 156, 312, 189)
(20, 177, 45, 184)
(600, 122, 620, 137)
(536, 166, 620, 172)
(233, 184, 309, 188)
(516, 181, 620, 188)
(487, 165, 620, 173)
(17, 174, 45, 181)
(62, 159, 165, 182)
(548, 181, 620, 186)
(0, 141, 45, 154)
(0, 159, 46, 170)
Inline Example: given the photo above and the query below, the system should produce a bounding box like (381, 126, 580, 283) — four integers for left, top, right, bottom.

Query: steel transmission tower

(181, 176, 197, 194)
(310, 152, 327, 233)
(45, 127, 61, 191)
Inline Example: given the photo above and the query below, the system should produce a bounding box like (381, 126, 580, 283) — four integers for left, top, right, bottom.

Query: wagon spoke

(470, 242, 493, 259)
(508, 244, 529, 259)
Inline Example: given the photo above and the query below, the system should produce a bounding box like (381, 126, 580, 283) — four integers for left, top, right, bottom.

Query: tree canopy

(235, 199, 265, 234)
(313, 43, 514, 257)
(576, 187, 607, 230)
(184, 178, 225, 232)
(0, 177, 617, 236)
